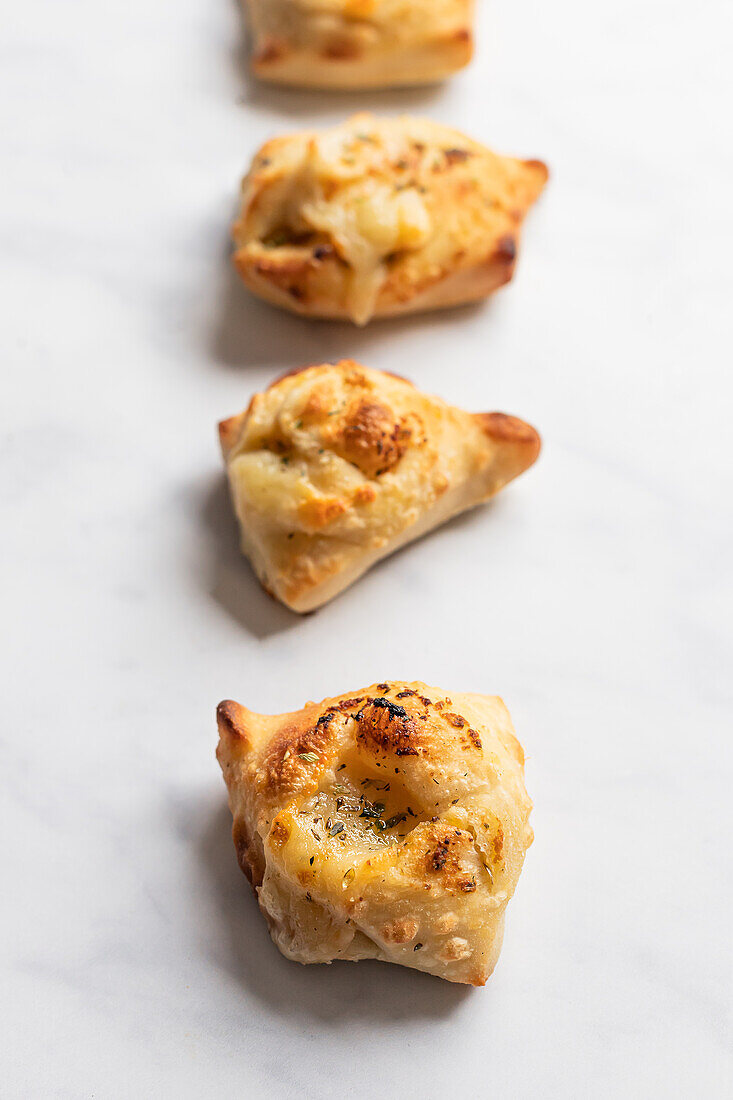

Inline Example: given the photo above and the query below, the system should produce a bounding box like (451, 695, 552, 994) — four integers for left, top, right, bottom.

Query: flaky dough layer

(219, 360, 541, 612)
(232, 114, 547, 324)
(217, 681, 533, 985)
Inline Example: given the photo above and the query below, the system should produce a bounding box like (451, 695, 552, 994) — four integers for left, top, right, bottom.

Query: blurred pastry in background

(245, 0, 475, 89)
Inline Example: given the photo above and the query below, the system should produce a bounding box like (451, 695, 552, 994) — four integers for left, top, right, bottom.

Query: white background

(2, 1, 731, 1096)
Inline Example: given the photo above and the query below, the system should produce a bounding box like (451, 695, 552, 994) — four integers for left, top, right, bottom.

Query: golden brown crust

(216, 681, 533, 984)
(218, 414, 248, 460)
(477, 412, 542, 472)
(245, 1, 475, 89)
(219, 360, 541, 611)
(479, 411, 539, 446)
(216, 699, 250, 743)
(232, 114, 547, 325)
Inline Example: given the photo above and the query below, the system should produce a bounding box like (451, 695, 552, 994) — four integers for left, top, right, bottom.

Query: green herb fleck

(299, 751, 320, 763)
(359, 801, 385, 820)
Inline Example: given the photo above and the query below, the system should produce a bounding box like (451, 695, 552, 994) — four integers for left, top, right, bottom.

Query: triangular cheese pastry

(216, 681, 533, 986)
(219, 360, 540, 612)
(246, 0, 475, 89)
(232, 114, 547, 325)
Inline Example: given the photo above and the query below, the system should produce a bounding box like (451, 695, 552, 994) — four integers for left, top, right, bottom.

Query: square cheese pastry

(217, 681, 533, 985)
(232, 113, 547, 324)
(219, 360, 541, 612)
(245, 0, 475, 89)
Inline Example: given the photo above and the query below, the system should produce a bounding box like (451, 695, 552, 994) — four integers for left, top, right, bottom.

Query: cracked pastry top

(231, 114, 547, 325)
(216, 681, 533, 986)
(245, 0, 475, 89)
(219, 359, 541, 612)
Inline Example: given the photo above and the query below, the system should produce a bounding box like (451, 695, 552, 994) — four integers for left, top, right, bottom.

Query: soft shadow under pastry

(232, 113, 547, 325)
(217, 681, 533, 985)
(219, 359, 541, 612)
(244, 0, 475, 89)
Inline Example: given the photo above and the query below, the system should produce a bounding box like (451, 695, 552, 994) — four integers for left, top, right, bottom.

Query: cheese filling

(254, 128, 433, 323)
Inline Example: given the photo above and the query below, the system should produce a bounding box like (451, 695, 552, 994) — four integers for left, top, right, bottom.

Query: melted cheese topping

(301, 180, 430, 323)
(247, 123, 432, 322)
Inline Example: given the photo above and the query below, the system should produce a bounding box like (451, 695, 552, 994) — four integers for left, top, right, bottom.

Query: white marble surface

(2, 1, 731, 1096)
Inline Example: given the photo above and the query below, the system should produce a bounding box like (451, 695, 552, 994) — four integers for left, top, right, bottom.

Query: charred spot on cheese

(355, 697, 421, 757)
(371, 697, 409, 719)
(335, 696, 365, 711)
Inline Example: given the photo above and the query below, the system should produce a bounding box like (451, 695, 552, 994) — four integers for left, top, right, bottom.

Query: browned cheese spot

(329, 399, 414, 479)
(355, 697, 421, 758)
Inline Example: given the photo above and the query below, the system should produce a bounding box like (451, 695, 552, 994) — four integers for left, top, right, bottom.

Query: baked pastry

(245, 0, 475, 89)
(232, 114, 547, 324)
(217, 681, 533, 985)
(219, 360, 540, 612)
